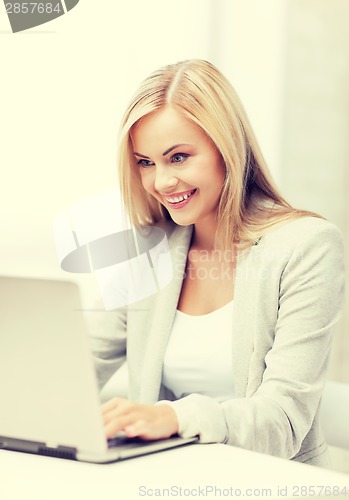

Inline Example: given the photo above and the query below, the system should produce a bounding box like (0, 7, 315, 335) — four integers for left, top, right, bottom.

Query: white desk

(1, 444, 348, 500)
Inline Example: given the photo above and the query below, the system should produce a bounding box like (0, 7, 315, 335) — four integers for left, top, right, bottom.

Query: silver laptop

(0, 276, 197, 463)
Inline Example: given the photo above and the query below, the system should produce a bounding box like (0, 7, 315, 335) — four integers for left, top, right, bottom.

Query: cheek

(139, 171, 154, 194)
(209, 161, 226, 196)
(205, 157, 226, 186)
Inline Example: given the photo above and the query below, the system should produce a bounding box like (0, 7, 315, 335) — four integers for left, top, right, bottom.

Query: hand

(102, 397, 179, 441)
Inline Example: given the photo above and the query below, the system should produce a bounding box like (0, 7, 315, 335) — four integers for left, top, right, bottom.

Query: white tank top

(162, 301, 235, 403)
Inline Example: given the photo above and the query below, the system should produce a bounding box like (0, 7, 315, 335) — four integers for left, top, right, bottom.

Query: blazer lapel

(231, 244, 260, 398)
(138, 224, 193, 403)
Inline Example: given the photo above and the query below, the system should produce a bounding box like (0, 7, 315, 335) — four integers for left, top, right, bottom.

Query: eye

(137, 159, 155, 168)
(171, 153, 189, 164)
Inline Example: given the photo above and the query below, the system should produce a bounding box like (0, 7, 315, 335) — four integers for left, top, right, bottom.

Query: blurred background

(1, 0, 348, 471)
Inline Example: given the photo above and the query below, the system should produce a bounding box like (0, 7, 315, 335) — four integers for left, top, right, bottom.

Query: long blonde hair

(118, 59, 320, 250)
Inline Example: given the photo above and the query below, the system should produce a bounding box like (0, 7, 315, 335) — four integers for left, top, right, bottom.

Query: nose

(154, 165, 179, 193)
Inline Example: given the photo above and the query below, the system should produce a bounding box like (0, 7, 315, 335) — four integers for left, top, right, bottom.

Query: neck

(191, 217, 218, 251)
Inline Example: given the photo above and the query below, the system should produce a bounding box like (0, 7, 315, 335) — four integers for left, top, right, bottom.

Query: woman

(98, 59, 345, 465)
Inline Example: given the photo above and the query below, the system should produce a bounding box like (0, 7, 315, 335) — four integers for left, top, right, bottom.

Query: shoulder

(260, 216, 343, 254)
(250, 216, 345, 277)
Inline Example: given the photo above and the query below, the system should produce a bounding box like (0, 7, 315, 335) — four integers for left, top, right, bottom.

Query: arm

(88, 307, 127, 392)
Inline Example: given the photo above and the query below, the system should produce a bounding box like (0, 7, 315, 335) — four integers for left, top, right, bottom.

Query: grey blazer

(92, 216, 345, 466)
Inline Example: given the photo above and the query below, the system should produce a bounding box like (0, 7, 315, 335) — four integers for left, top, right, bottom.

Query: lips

(164, 189, 197, 205)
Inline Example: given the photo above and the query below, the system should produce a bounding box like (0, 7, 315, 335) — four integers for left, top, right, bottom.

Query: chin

(168, 214, 196, 227)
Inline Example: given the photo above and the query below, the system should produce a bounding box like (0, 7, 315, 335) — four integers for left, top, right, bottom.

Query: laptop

(0, 276, 197, 463)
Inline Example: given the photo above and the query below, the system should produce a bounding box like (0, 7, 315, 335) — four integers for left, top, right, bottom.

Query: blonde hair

(118, 59, 320, 250)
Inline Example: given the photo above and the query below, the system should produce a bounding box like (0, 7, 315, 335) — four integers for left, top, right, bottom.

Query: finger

(103, 401, 139, 426)
(101, 397, 125, 414)
(105, 412, 140, 439)
(124, 419, 147, 438)
(124, 420, 170, 441)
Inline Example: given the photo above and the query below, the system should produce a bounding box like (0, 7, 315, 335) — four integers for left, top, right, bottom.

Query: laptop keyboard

(107, 435, 157, 449)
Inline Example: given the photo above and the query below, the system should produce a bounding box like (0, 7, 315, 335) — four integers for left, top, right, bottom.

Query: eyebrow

(162, 144, 189, 156)
(133, 152, 150, 159)
(133, 144, 190, 159)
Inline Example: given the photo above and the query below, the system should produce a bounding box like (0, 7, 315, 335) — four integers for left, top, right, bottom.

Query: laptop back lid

(0, 277, 107, 455)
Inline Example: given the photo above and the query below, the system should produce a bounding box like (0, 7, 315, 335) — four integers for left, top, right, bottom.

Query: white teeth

(166, 190, 195, 204)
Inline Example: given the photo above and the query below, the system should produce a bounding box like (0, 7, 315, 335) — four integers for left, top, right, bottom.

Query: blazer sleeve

(88, 307, 127, 391)
(162, 221, 345, 459)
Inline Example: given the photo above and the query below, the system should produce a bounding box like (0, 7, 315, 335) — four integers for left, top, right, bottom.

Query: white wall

(280, 0, 349, 387)
(208, 0, 288, 182)
(0, 0, 212, 279)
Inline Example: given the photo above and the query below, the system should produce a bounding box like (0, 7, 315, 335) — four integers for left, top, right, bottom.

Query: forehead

(130, 106, 208, 148)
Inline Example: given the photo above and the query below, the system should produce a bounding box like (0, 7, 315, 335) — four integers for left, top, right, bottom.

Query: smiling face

(130, 106, 226, 229)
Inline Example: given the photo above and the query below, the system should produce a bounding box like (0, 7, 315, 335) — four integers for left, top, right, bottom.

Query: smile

(165, 189, 197, 204)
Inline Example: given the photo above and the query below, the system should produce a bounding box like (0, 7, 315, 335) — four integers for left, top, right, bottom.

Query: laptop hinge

(38, 444, 77, 460)
(0, 436, 77, 461)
